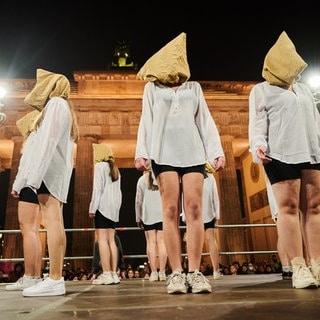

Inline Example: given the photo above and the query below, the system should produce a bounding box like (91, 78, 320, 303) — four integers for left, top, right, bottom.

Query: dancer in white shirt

(6, 111, 43, 292)
(89, 143, 122, 285)
(11, 69, 79, 296)
(249, 31, 320, 289)
(134, 32, 225, 294)
(135, 170, 167, 282)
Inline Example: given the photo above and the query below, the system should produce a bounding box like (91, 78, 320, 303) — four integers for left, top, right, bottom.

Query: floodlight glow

(309, 75, 320, 89)
(0, 87, 7, 126)
(0, 87, 6, 99)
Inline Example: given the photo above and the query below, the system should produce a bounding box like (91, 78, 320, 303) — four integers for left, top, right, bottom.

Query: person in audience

(127, 269, 134, 279)
(199, 262, 211, 276)
(271, 254, 282, 273)
(239, 264, 249, 275)
(134, 269, 141, 278)
(247, 262, 256, 274)
(222, 266, 231, 276)
(229, 265, 238, 276)
(7, 263, 25, 284)
(0, 269, 9, 283)
(135, 170, 167, 282)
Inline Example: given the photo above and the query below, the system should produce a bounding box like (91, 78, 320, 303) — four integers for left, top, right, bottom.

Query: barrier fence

(0, 223, 278, 263)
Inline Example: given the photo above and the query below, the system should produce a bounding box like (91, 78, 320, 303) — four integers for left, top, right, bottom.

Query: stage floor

(0, 274, 319, 319)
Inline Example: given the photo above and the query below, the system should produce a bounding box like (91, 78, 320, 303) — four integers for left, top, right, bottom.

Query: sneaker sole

(23, 289, 66, 297)
(191, 288, 212, 294)
(293, 282, 318, 289)
(5, 287, 23, 291)
(167, 287, 188, 294)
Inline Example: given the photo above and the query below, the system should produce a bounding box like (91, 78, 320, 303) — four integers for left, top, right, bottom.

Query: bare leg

(182, 172, 204, 272)
(205, 228, 219, 273)
(300, 170, 320, 260)
(272, 175, 318, 288)
(299, 212, 309, 265)
(145, 230, 158, 272)
(158, 172, 182, 272)
(18, 201, 42, 277)
(272, 179, 303, 260)
(277, 229, 290, 266)
(97, 228, 117, 272)
(156, 230, 168, 273)
(38, 194, 65, 280)
(109, 231, 118, 273)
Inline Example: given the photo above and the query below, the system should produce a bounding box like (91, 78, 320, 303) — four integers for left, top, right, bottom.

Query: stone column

(217, 135, 249, 266)
(71, 135, 97, 270)
(3, 136, 24, 261)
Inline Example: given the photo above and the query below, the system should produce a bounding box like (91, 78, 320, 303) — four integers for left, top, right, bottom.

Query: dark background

(0, 2, 320, 82)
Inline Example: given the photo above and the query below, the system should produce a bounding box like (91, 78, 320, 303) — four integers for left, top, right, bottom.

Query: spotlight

(0, 87, 7, 126)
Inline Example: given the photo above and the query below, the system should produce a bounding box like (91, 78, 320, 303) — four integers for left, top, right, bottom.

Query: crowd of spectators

(1, 254, 283, 283)
(214, 254, 283, 276)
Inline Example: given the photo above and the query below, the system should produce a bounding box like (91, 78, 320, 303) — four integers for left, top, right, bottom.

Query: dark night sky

(1, 2, 320, 82)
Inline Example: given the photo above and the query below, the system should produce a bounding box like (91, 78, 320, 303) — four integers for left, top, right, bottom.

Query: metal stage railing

(0, 223, 277, 263)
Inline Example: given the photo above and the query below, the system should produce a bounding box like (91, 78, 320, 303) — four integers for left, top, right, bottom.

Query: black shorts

(204, 218, 217, 230)
(263, 158, 320, 184)
(142, 222, 163, 231)
(37, 182, 50, 195)
(19, 187, 39, 204)
(19, 182, 49, 204)
(94, 210, 117, 229)
(151, 160, 205, 178)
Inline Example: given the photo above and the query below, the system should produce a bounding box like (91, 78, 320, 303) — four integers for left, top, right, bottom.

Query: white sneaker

(112, 272, 120, 284)
(92, 274, 104, 284)
(187, 270, 212, 293)
(149, 271, 159, 282)
(159, 272, 166, 282)
(92, 272, 114, 285)
(310, 258, 320, 286)
(213, 271, 222, 280)
(292, 265, 317, 289)
(166, 270, 188, 294)
(5, 276, 41, 291)
(22, 277, 65, 297)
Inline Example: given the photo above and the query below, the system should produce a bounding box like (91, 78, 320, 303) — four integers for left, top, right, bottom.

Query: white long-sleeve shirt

(135, 173, 162, 225)
(12, 97, 75, 203)
(264, 173, 278, 221)
(135, 81, 225, 167)
(202, 173, 220, 223)
(249, 81, 320, 164)
(89, 162, 122, 222)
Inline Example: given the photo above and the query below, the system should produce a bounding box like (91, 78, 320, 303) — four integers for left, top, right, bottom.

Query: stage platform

(0, 273, 319, 319)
